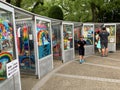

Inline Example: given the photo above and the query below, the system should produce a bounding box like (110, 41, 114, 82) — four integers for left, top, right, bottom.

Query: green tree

(5, 0, 120, 22)
(48, 5, 63, 20)
(98, 0, 120, 22)
(15, 0, 22, 7)
(31, 0, 44, 13)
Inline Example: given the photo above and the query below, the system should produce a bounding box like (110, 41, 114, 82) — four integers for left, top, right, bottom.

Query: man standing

(99, 27, 109, 57)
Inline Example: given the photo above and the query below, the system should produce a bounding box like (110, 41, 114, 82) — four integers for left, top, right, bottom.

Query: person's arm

(96, 34, 99, 41)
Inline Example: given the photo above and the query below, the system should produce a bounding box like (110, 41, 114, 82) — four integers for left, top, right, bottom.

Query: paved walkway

(21, 51, 120, 90)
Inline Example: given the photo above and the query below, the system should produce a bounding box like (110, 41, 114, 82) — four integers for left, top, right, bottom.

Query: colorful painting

(83, 25, 94, 45)
(19, 55, 35, 69)
(0, 10, 16, 80)
(37, 21, 51, 59)
(0, 18, 15, 80)
(16, 22, 35, 70)
(63, 24, 73, 50)
(23, 26, 29, 50)
(105, 25, 116, 43)
(0, 52, 12, 80)
(37, 30, 50, 46)
(0, 20, 13, 51)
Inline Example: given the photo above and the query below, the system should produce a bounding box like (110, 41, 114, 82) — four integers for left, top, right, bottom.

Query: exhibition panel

(74, 22, 82, 58)
(0, 2, 21, 90)
(15, 9, 36, 74)
(16, 20, 36, 73)
(52, 21, 62, 60)
(82, 23, 95, 55)
(35, 16, 53, 78)
(62, 22, 74, 62)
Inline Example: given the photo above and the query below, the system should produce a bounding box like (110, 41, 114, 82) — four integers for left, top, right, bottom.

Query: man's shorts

(79, 49, 85, 56)
(101, 42, 108, 49)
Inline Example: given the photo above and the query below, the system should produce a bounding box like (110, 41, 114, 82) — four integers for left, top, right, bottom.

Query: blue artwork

(38, 44, 51, 59)
(37, 23, 51, 59)
(19, 55, 35, 69)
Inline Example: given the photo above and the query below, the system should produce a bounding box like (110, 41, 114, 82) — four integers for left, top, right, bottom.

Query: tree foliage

(5, 0, 120, 22)
(48, 5, 63, 20)
(15, 0, 22, 7)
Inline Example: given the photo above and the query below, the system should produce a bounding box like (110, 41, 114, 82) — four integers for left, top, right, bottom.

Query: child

(78, 35, 86, 64)
(96, 31, 101, 54)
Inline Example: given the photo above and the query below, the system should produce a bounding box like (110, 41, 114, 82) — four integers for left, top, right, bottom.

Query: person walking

(99, 27, 109, 57)
(78, 35, 86, 64)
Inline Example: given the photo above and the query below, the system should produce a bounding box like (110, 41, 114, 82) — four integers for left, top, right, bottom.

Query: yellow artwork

(105, 25, 115, 43)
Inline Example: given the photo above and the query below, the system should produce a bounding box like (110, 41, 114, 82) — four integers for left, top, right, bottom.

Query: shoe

(82, 59, 85, 63)
(105, 55, 108, 57)
(101, 55, 105, 57)
(79, 60, 82, 64)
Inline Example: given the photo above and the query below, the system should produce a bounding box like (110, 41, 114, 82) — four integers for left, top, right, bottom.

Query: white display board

(6, 60, 19, 78)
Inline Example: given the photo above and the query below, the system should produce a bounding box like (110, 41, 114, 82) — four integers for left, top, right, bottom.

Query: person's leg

(79, 55, 83, 64)
(105, 48, 108, 56)
(79, 49, 82, 63)
(82, 55, 85, 62)
(81, 50, 85, 62)
(79, 55, 82, 60)
(101, 42, 105, 56)
(82, 55, 84, 60)
(79, 49, 85, 63)
(105, 43, 108, 56)
(102, 48, 105, 56)
(98, 48, 101, 53)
